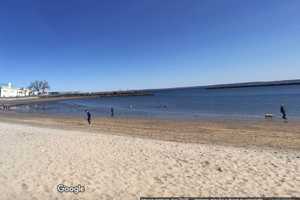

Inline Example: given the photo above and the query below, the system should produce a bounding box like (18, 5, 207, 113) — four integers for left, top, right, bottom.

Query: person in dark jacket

(110, 107, 114, 117)
(280, 104, 287, 120)
(85, 110, 92, 125)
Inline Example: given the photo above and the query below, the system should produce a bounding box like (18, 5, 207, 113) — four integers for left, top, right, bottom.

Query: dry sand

(0, 121, 299, 200)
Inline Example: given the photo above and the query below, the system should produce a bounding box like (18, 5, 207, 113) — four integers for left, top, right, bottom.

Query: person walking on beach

(2, 104, 8, 111)
(110, 107, 114, 117)
(280, 104, 287, 121)
(85, 110, 92, 125)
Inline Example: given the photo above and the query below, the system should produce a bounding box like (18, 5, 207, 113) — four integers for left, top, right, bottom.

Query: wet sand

(0, 113, 300, 199)
(1, 112, 300, 150)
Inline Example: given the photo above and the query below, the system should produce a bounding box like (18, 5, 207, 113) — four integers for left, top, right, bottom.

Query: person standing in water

(110, 107, 114, 117)
(85, 110, 92, 125)
(280, 104, 287, 120)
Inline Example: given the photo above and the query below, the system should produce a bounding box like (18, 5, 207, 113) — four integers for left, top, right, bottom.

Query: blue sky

(0, 0, 299, 91)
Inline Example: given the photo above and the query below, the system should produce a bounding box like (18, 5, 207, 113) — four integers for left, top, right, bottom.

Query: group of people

(1, 104, 10, 111)
(84, 105, 289, 125)
(84, 107, 114, 125)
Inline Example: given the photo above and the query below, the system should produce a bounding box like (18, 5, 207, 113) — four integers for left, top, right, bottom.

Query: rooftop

(0, 82, 18, 89)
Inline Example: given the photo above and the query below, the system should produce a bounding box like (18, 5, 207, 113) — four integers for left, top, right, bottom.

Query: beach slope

(0, 122, 299, 200)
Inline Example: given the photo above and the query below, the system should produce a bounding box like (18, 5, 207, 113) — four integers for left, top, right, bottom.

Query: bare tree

(28, 80, 50, 95)
(41, 80, 50, 94)
(28, 81, 41, 95)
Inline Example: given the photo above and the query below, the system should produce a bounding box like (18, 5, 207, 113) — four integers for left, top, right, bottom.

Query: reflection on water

(14, 85, 300, 120)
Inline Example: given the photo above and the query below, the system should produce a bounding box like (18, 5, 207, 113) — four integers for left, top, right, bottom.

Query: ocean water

(14, 85, 300, 120)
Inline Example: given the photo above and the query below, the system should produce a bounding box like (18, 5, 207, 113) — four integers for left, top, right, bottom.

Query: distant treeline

(206, 79, 300, 89)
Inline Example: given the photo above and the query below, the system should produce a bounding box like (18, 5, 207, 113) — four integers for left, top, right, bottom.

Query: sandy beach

(0, 115, 300, 200)
(2, 0, 300, 199)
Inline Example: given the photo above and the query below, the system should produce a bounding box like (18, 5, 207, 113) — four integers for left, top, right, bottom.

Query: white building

(17, 88, 32, 97)
(0, 82, 32, 98)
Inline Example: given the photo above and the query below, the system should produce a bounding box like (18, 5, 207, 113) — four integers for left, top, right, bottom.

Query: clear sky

(0, 0, 299, 91)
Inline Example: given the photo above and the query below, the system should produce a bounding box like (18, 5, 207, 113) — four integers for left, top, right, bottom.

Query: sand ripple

(0, 122, 299, 200)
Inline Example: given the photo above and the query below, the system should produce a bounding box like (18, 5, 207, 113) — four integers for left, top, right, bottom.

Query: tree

(41, 80, 50, 94)
(28, 80, 50, 95)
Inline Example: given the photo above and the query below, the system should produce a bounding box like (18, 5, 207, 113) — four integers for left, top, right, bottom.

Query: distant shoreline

(205, 79, 300, 89)
(140, 79, 300, 91)
(0, 90, 153, 107)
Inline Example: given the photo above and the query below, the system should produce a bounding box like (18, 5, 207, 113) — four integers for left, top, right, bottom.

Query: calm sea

(14, 85, 300, 120)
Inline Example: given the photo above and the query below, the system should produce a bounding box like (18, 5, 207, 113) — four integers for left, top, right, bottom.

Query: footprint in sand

(43, 185, 50, 193)
(202, 160, 210, 167)
(22, 183, 28, 190)
(153, 177, 163, 184)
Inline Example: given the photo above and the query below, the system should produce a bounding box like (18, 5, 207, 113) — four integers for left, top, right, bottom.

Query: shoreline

(1, 111, 300, 150)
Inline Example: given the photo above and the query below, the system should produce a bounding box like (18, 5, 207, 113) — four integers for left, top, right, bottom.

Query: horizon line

(50, 78, 300, 93)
